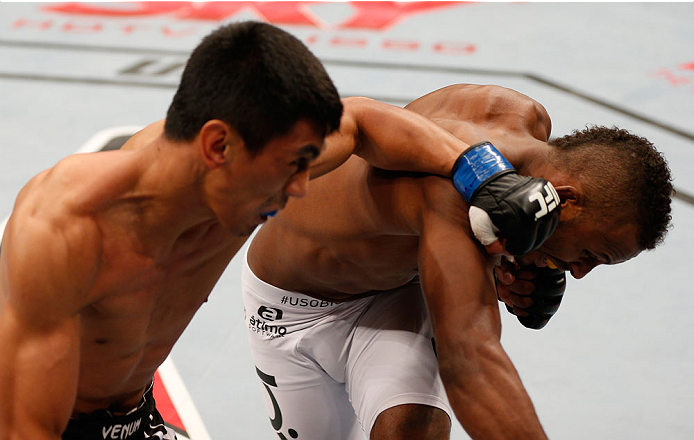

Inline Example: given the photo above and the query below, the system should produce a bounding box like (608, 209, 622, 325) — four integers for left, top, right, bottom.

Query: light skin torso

(0, 141, 247, 415)
(72, 198, 241, 413)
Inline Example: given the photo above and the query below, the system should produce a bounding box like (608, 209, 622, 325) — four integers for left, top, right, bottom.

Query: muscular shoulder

(20, 150, 138, 218)
(4, 163, 103, 318)
(407, 84, 552, 141)
(2, 212, 101, 321)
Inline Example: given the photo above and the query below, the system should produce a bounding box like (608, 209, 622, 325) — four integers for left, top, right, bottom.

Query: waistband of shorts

(69, 380, 155, 421)
(243, 247, 343, 310)
(64, 380, 156, 440)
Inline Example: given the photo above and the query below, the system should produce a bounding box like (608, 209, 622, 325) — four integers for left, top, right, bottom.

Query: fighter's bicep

(417, 210, 501, 342)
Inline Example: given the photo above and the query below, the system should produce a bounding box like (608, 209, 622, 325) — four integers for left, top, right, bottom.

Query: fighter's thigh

(346, 283, 452, 437)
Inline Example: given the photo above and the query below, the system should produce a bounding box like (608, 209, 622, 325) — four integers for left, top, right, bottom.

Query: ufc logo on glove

(452, 141, 562, 256)
(528, 183, 560, 220)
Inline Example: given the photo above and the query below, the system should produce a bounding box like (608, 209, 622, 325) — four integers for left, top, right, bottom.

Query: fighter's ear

(554, 185, 583, 221)
(199, 119, 244, 169)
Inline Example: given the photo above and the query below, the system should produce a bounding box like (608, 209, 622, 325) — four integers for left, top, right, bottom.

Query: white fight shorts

(241, 251, 451, 439)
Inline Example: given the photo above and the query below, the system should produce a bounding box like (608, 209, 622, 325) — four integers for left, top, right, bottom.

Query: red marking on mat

(382, 39, 420, 51)
(44, 1, 465, 31)
(153, 370, 186, 432)
(651, 68, 692, 86)
(329, 36, 367, 48)
(680, 62, 694, 72)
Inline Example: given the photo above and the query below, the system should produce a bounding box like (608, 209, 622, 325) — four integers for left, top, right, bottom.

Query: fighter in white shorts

(242, 252, 451, 439)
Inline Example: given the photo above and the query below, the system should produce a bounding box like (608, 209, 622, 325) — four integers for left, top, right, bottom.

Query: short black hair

(164, 21, 343, 154)
(549, 125, 673, 250)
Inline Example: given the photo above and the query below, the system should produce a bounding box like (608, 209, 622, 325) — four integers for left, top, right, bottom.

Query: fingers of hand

(494, 265, 514, 285)
(494, 256, 518, 284)
(510, 304, 530, 317)
(484, 240, 506, 256)
(497, 280, 534, 309)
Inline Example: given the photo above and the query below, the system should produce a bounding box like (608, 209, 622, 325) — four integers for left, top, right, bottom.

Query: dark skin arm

(417, 181, 547, 439)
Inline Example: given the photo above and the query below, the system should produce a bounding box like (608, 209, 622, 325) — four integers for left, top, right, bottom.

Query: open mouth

(543, 254, 568, 272)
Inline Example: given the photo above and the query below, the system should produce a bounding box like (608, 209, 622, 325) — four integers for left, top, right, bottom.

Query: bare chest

(74, 235, 243, 404)
(85, 235, 239, 338)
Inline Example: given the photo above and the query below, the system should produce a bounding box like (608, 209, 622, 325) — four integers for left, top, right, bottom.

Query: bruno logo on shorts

(250, 306, 287, 338)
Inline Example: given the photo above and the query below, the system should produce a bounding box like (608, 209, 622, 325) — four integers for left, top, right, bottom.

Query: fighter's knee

(370, 404, 451, 440)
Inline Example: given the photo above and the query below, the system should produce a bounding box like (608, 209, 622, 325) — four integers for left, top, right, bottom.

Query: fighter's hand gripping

(452, 141, 561, 256)
(500, 265, 567, 330)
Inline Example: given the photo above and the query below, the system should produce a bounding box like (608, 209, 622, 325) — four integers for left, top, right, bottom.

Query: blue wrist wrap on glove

(452, 142, 514, 202)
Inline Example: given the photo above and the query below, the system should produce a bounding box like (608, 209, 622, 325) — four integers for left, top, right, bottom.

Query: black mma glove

(504, 266, 566, 329)
(452, 141, 561, 255)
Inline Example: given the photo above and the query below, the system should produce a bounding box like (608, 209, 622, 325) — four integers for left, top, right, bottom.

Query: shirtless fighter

(0, 23, 548, 439)
(243, 84, 673, 439)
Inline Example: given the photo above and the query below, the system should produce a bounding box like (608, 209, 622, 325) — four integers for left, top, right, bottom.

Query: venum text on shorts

(101, 417, 142, 439)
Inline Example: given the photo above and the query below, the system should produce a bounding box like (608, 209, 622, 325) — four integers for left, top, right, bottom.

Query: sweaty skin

(249, 85, 641, 439)
(0, 96, 473, 439)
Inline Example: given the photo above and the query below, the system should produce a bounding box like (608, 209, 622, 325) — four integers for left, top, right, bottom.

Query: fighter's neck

(494, 139, 553, 178)
(110, 140, 224, 263)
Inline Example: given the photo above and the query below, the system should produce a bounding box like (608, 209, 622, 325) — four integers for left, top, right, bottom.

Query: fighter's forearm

(0, 362, 68, 440)
(0, 310, 79, 440)
(437, 338, 548, 440)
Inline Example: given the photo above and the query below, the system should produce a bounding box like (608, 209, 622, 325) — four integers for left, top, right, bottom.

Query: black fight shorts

(62, 381, 177, 440)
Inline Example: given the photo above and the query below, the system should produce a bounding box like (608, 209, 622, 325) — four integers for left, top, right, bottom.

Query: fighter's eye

(292, 157, 309, 171)
(583, 250, 598, 261)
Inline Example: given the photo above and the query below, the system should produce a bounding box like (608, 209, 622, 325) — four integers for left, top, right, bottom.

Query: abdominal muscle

(72, 296, 200, 415)
(71, 244, 236, 415)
